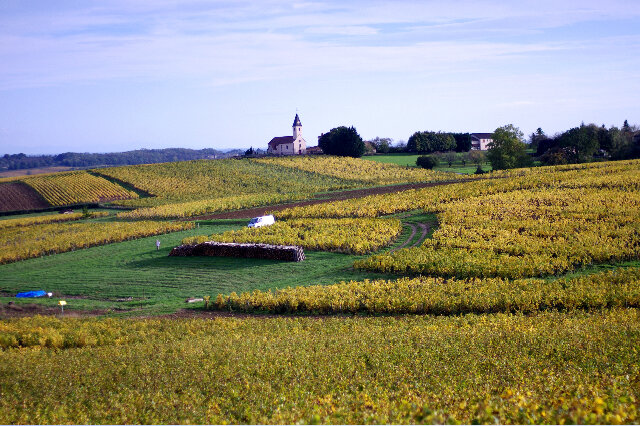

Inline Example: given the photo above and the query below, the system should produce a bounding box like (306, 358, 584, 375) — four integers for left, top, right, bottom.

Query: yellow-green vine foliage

(211, 268, 640, 314)
(22, 171, 138, 205)
(183, 217, 402, 255)
(0, 311, 639, 424)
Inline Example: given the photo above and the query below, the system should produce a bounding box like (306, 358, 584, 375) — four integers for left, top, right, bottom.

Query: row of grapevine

(0, 212, 109, 230)
(98, 159, 363, 208)
(0, 220, 193, 264)
(1, 311, 639, 424)
(22, 171, 138, 206)
(183, 218, 402, 255)
(211, 268, 640, 314)
(275, 159, 640, 219)
(117, 193, 306, 220)
(356, 186, 640, 278)
(255, 155, 463, 185)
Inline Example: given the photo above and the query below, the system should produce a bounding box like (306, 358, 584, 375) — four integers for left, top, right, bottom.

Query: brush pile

(169, 241, 305, 262)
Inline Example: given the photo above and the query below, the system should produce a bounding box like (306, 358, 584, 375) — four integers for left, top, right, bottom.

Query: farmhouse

(267, 114, 307, 155)
(470, 133, 493, 151)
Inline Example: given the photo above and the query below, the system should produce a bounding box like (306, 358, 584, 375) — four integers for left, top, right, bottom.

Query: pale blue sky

(1, 0, 639, 154)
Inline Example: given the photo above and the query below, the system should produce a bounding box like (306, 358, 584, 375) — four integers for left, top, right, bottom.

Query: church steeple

(292, 113, 302, 140)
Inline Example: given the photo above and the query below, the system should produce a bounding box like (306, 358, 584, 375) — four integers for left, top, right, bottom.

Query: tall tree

(318, 126, 366, 158)
(487, 124, 532, 170)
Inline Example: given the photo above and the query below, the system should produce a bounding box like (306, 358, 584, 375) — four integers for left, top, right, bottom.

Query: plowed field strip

(193, 180, 462, 220)
(0, 182, 50, 213)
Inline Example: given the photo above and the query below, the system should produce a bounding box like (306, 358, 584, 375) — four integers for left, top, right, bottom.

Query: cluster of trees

(0, 148, 244, 171)
(533, 121, 639, 165)
(416, 150, 487, 172)
(407, 132, 472, 153)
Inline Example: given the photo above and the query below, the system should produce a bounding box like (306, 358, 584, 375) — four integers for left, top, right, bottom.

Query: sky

(1, 0, 639, 155)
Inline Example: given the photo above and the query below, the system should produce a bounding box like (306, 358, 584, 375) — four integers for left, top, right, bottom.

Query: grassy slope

(364, 153, 493, 173)
(0, 219, 400, 316)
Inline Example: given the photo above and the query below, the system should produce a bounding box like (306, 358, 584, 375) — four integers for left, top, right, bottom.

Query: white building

(471, 133, 493, 151)
(267, 114, 307, 155)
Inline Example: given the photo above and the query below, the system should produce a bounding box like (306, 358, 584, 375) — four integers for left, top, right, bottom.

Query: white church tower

(293, 113, 302, 140)
(267, 113, 307, 155)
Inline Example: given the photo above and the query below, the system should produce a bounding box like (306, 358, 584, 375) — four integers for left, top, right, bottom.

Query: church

(267, 114, 307, 155)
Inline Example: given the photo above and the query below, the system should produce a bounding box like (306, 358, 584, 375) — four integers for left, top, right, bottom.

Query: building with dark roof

(267, 114, 307, 155)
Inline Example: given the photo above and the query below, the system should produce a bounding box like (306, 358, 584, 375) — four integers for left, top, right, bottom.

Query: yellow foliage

(0, 220, 192, 264)
(183, 218, 402, 254)
(22, 171, 138, 206)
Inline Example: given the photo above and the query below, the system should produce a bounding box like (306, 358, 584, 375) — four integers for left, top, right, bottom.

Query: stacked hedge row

(169, 241, 305, 262)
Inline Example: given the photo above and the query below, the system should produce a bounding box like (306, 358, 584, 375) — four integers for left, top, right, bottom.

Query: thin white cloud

(0, 0, 639, 90)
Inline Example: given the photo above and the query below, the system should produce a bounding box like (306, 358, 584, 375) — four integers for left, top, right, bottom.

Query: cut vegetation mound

(170, 241, 306, 262)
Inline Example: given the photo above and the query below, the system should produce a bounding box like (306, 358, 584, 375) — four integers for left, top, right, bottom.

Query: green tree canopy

(487, 124, 532, 170)
(318, 126, 366, 158)
(407, 131, 456, 153)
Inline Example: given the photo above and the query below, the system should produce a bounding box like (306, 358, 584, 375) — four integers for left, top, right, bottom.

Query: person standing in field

(156, 239, 160, 251)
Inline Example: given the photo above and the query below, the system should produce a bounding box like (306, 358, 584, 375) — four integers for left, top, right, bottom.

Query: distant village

(255, 113, 492, 157)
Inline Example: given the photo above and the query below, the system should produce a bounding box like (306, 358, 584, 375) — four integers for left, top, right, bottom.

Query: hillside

(0, 156, 464, 214)
(1, 158, 639, 424)
(0, 148, 243, 174)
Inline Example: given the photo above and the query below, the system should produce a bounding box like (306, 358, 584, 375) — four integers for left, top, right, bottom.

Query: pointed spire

(292, 113, 302, 127)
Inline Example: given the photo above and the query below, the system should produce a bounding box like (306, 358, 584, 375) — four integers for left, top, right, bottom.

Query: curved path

(390, 221, 433, 253)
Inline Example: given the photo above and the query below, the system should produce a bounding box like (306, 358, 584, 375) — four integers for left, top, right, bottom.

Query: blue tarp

(16, 290, 47, 298)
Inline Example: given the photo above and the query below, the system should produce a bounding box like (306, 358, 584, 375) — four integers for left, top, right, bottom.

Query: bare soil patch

(194, 180, 461, 220)
(0, 166, 74, 179)
(0, 302, 108, 319)
(0, 182, 50, 213)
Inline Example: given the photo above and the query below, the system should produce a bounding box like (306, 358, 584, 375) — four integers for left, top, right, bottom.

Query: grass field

(0, 218, 404, 316)
(364, 153, 493, 174)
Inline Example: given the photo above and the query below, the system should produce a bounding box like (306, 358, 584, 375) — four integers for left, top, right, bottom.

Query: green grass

(0, 219, 400, 316)
(364, 153, 493, 174)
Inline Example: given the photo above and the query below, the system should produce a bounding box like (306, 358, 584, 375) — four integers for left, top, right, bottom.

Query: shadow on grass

(129, 254, 284, 271)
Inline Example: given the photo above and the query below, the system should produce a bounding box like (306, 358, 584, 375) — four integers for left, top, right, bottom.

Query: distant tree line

(0, 148, 244, 171)
(533, 120, 640, 165)
(367, 119, 639, 171)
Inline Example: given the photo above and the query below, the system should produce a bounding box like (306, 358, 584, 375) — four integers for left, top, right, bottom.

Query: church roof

(268, 136, 294, 147)
(292, 113, 302, 127)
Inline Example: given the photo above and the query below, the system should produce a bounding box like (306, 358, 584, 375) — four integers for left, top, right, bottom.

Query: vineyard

(1, 157, 640, 424)
(0, 219, 192, 264)
(22, 171, 138, 206)
(0, 211, 108, 230)
(116, 192, 306, 220)
(96, 158, 360, 208)
(254, 155, 463, 185)
(184, 218, 402, 255)
(211, 268, 640, 314)
(0, 182, 50, 212)
(1, 311, 639, 424)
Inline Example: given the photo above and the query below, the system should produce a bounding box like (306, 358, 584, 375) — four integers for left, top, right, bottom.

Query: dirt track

(193, 180, 461, 220)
